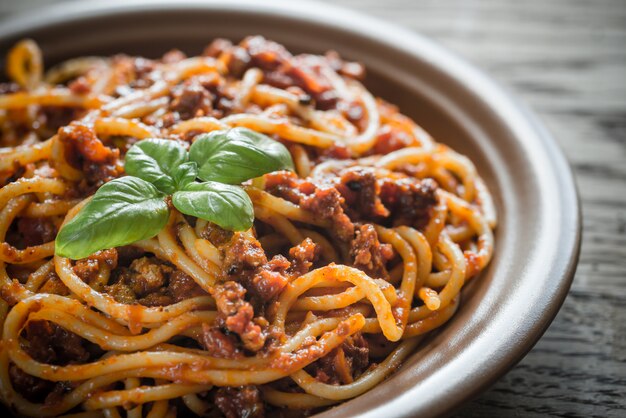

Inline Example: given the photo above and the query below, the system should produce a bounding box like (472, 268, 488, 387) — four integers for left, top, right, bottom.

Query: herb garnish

(55, 127, 294, 259)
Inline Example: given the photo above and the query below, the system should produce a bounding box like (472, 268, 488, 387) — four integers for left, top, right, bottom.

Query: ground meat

(250, 255, 290, 301)
(371, 124, 418, 155)
(38, 106, 83, 136)
(239, 36, 339, 110)
(105, 281, 137, 304)
(73, 248, 118, 285)
(300, 188, 354, 241)
(128, 56, 157, 89)
(137, 292, 173, 307)
(22, 320, 101, 365)
(59, 122, 112, 164)
(265, 171, 355, 241)
(169, 78, 213, 120)
(68, 76, 91, 95)
(203, 39, 251, 78)
(38, 273, 70, 296)
(222, 233, 268, 277)
(222, 233, 319, 302)
(336, 168, 389, 221)
(105, 257, 205, 306)
(57, 122, 123, 193)
(41, 381, 77, 406)
(379, 177, 438, 229)
(343, 333, 370, 374)
(9, 365, 77, 406)
(200, 324, 242, 359)
(214, 386, 264, 418)
(126, 257, 171, 297)
(307, 333, 369, 385)
(241, 36, 291, 71)
(203, 38, 233, 58)
(325, 50, 366, 80)
(315, 144, 352, 162)
(162, 49, 186, 64)
(263, 170, 304, 204)
(214, 281, 266, 352)
(17, 217, 57, 247)
(168, 270, 205, 302)
(265, 167, 438, 237)
(288, 237, 321, 276)
(9, 364, 54, 403)
(200, 222, 234, 246)
(350, 224, 394, 279)
(340, 99, 367, 132)
(115, 246, 146, 266)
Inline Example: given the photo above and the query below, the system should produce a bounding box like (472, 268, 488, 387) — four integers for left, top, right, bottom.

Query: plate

(0, 1, 581, 416)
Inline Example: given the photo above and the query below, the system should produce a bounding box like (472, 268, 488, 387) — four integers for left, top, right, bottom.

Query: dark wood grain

(0, 0, 624, 416)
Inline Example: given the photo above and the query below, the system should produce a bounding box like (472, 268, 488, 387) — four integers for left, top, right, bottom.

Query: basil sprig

(55, 128, 293, 260)
(190, 128, 295, 184)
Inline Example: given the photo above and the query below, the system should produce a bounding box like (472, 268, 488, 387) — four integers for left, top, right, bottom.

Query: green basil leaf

(189, 127, 295, 184)
(55, 177, 170, 259)
(125, 138, 188, 194)
(172, 181, 254, 231)
(172, 161, 198, 190)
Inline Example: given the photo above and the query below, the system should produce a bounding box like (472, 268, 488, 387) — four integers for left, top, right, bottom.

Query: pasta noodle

(0, 36, 495, 417)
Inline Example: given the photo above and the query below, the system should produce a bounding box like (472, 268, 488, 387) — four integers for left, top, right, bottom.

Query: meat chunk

(73, 248, 119, 285)
(263, 170, 305, 204)
(343, 333, 370, 375)
(200, 324, 242, 359)
(222, 233, 268, 277)
(222, 232, 320, 301)
(199, 222, 234, 246)
(371, 124, 418, 155)
(214, 386, 264, 418)
(214, 281, 266, 352)
(203, 38, 233, 58)
(168, 270, 205, 302)
(239, 36, 339, 110)
(379, 177, 438, 229)
(337, 167, 389, 221)
(57, 122, 123, 193)
(265, 171, 355, 241)
(22, 320, 101, 365)
(38, 273, 70, 296)
(17, 217, 57, 247)
(39, 106, 83, 136)
(9, 365, 77, 406)
(288, 237, 321, 276)
(307, 332, 369, 385)
(9, 364, 54, 403)
(126, 257, 170, 297)
(105, 281, 137, 304)
(300, 188, 354, 241)
(350, 224, 394, 279)
(325, 50, 365, 80)
(169, 78, 213, 120)
(250, 255, 290, 301)
(106, 257, 206, 306)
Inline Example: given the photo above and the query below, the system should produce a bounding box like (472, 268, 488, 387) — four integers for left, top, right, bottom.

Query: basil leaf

(172, 181, 254, 231)
(125, 138, 188, 194)
(189, 127, 295, 184)
(55, 177, 170, 259)
(172, 161, 198, 190)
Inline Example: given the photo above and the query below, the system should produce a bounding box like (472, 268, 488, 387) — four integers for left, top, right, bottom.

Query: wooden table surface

(1, 0, 624, 417)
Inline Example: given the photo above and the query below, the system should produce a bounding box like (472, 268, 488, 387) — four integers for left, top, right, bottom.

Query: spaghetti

(0, 36, 495, 417)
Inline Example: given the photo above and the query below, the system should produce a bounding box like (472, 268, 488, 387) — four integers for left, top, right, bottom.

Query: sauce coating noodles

(0, 37, 495, 417)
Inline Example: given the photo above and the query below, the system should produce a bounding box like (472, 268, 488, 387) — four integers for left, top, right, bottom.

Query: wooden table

(1, 0, 624, 416)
